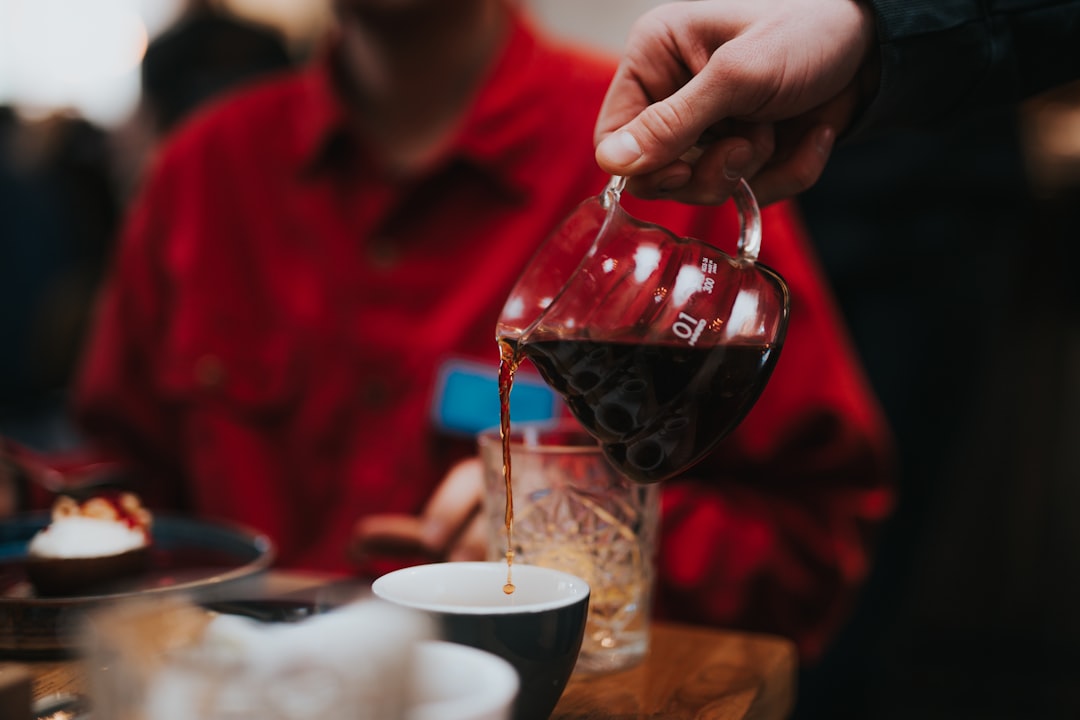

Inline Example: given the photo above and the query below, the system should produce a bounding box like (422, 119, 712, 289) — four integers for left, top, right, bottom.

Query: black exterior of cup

(436, 594, 589, 720)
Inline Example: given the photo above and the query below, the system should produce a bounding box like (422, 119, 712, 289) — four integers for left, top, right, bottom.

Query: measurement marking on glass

(673, 312, 707, 346)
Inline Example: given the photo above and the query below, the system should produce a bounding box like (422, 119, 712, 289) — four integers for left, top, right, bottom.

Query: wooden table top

(552, 622, 795, 719)
(21, 572, 797, 719)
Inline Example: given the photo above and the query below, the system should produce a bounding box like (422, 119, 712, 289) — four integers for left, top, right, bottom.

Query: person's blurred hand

(594, 0, 878, 206)
(348, 457, 488, 564)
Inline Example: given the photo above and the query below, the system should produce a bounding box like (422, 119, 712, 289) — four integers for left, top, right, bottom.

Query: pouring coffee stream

(495, 176, 790, 591)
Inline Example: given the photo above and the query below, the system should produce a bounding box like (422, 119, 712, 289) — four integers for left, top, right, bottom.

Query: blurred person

(140, 7, 293, 136)
(592, 0, 1080, 206)
(1, 7, 294, 482)
(69, 0, 893, 662)
(112, 5, 293, 200)
(0, 110, 121, 451)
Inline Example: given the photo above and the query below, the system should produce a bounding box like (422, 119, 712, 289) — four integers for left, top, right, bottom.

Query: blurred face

(333, 0, 444, 18)
(332, 0, 499, 39)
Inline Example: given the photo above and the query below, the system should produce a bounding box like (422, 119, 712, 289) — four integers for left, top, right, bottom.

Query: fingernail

(598, 130, 643, 167)
(723, 145, 752, 181)
(816, 126, 836, 156)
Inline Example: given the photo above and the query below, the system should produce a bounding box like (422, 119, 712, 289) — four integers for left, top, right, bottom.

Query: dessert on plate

(25, 492, 153, 596)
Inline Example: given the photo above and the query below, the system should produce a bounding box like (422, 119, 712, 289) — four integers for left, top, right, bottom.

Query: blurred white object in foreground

(81, 595, 519, 720)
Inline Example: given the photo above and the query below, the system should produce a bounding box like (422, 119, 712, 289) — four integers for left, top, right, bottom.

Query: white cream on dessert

(29, 515, 148, 558)
(29, 492, 152, 560)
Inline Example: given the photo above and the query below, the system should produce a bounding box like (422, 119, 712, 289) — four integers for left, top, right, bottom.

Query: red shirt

(75, 10, 893, 659)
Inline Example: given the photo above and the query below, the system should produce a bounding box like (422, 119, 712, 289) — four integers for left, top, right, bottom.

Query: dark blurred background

(793, 84, 1080, 719)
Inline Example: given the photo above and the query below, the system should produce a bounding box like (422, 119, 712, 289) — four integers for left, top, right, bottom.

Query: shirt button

(194, 354, 226, 389)
(368, 237, 400, 270)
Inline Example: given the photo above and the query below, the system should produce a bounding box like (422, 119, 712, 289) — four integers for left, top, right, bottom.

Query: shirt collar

(291, 36, 352, 175)
(448, 9, 548, 197)
(289, 9, 554, 198)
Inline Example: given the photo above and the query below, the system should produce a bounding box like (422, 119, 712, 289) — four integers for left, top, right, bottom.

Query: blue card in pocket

(431, 358, 559, 436)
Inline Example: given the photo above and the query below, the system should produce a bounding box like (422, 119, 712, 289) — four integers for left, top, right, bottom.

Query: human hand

(594, 0, 878, 206)
(348, 457, 489, 564)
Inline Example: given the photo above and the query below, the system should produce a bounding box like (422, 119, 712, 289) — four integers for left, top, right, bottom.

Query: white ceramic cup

(372, 561, 590, 720)
(407, 640, 519, 720)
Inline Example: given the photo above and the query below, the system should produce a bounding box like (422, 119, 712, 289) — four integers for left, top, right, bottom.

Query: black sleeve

(854, 0, 1080, 133)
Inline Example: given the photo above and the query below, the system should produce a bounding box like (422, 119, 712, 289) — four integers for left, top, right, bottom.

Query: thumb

(595, 78, 731, 176)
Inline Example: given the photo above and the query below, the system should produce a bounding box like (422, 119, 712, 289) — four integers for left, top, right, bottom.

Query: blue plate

(0, 513, 275, 658)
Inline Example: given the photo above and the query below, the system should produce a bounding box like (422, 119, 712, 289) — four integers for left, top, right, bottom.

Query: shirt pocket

(157, 324, 304, 420)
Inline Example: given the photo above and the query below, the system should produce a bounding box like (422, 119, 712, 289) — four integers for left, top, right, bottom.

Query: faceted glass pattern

(480, 423, 659, 674)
